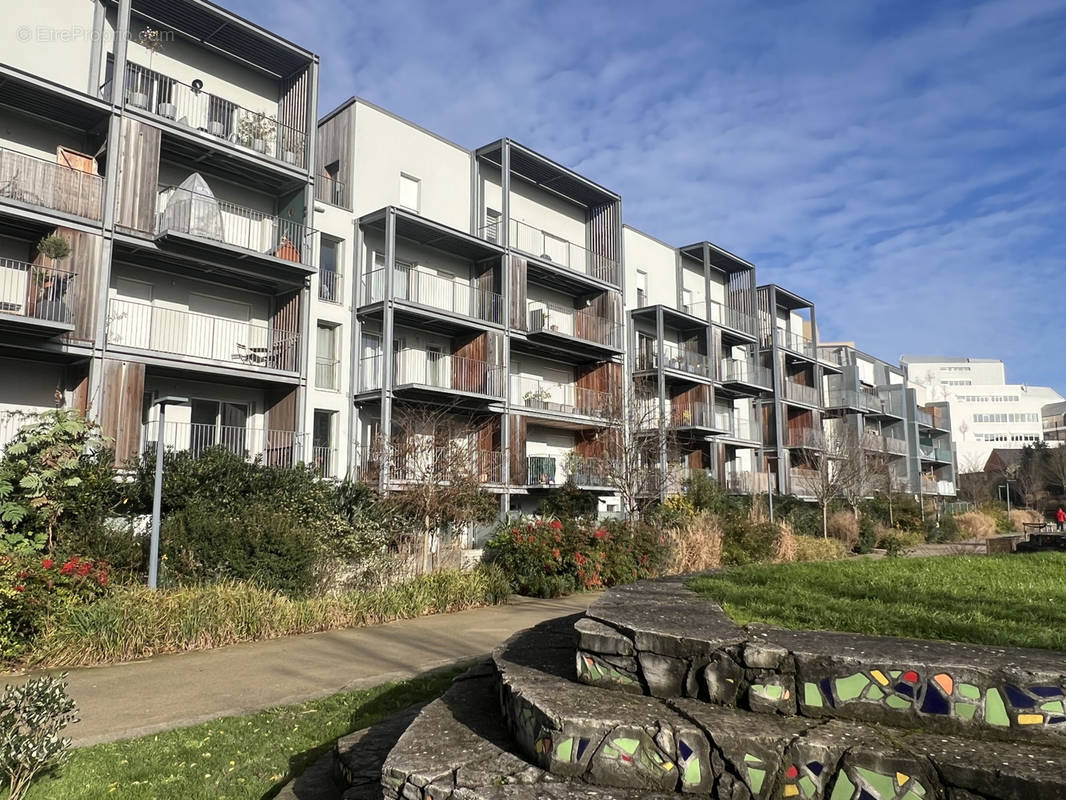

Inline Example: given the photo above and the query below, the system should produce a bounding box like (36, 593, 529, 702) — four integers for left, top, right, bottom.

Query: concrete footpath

(2, 594, 596, 747)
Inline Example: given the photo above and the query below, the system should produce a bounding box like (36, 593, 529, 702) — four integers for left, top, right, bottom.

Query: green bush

(541, 480, 598, 521)
(1, 673, 78, 800)
(859, 493, 923, 532)
(483, 517, 667, 597)
(160, 501, 322, 596)
(792, 536, 847, 562)
(856, 515, 877, 554)
(720, 513, 779, 567)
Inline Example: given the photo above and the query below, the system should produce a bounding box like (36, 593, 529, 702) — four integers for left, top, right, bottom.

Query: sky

(236, 0, 1066, 395)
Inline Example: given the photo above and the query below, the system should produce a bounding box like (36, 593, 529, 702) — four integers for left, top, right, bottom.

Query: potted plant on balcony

(523, 386, 552, 409)
(237, 111, 277, 154)
(281, 130, 304, 165)
(131, 27, 165, 111)
(31, 234, 72, 322)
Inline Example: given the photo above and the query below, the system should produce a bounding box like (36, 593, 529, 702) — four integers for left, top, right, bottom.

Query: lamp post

(148, 396, 189, 589)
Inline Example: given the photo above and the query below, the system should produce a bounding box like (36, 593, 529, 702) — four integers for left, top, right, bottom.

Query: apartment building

(821, 344, 956, 499)
(0, 1, 959, 518)
(1044, 401, 1066, 443)
(1, 0, 319, 468)
(901, 357, 1063, 470)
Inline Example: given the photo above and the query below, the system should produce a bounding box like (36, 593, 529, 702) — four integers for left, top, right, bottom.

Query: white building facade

(901, 357, 1063, 469)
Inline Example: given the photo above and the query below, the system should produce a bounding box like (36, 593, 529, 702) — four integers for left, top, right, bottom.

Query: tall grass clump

(953, 510, 998, 539)
(28, 565, 509, 668)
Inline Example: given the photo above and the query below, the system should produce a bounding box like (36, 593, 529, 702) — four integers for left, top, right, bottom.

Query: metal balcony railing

(720, 358, 772, 387)
(361, 267, 503, 324)
(708, 300, 757, 336)
(315, 357, 340, 390)
(918, 444, 935, 459)
(885, 436, 908, 455)
(0, 259, 75, 325)
(355, 444, 503, 484)
(669, 403, 716, 429)
(635, 341, 711, 377)
(782, 379, 821, 407)
(937, 480, 956, 496)
(318, 270, 341, 303)
(364, 350, 504, 397)
(528, 303, 622, 348)
(111, 62, 308, 167)
(141, 421, 303, 467)
(310, 446, 336, 479)
(916, 409, 934, 427)
(935, 448, 953, 463)
(524, 455, 609, 487)
(786, 428, 823, 449)
(157, 187, 315, 266)
(107, 298, 300, 372)
(825, 388, 862, 409)
(920, 475, 938, 494)
(775, 328, 816, 358)
(790, 468, 820, 494)
(725, 471, 777, 494)
(486, 218, 619, 285)
(0, 147, 104, 221)
(682, 299, 706, 319)
(511, 375, 610, 418)
(715, 411, 758, 441)
(314, 175, 346, 206)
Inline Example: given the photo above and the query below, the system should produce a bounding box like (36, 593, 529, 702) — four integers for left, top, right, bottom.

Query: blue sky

(238, 0, 1066, 394)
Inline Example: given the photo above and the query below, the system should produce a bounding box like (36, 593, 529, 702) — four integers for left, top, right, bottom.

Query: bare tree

(1010, 442, 1049, 509)
(1045, 444, 1066, 497)
(593, 378, 677, 520)
(853, 431, 900, 526)
(794, 424, 866, 539)
(372, 401, 498, 573)
(957, 454, 994, 505)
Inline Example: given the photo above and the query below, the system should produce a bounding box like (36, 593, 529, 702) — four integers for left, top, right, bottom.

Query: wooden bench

(1023, 521, 1050, 534)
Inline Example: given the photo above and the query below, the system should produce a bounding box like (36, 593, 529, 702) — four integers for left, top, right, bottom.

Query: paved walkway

(1, 594, 596, 747)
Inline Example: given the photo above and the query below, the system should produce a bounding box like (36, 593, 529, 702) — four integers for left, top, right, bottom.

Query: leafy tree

(0, 411, 105, 553)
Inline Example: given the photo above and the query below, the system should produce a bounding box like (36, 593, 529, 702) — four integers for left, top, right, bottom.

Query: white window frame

(399, 173, 421, 213)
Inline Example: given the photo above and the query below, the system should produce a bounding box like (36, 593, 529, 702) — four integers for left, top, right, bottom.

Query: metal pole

(767, 461, 774, 523)
(148, 403, 166, 589)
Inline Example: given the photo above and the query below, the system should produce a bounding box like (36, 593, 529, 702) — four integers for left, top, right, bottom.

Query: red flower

(17, 570, 28, 579)
(61, 559, 76, 575)
(574, 552, 587, 566)
(13, 585, 24, 593)
(41, 558, 54, 570)
(550, 520, 563, 530)
(97, 571, 109, 586)
(552, 548, 561, 559)
(76, 561, 92, 577)
(594, 529, 607, 540)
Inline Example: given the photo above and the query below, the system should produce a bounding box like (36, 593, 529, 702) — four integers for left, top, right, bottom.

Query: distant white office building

(900, 357, 1063, 470)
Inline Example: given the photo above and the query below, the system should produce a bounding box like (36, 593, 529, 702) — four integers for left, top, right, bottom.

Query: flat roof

(758, 283, 814, 310)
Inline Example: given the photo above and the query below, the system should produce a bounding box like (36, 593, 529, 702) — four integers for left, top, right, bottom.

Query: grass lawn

(686, 553, 1066, 651)
(14, 668, 462, 800)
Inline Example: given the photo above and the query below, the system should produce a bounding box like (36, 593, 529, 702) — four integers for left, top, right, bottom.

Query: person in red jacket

(1057, 507, 1066, 532)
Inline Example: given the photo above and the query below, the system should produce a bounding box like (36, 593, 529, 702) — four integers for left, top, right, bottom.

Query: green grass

(13, 668, 462, 800)
(686, 553, 1066, 651)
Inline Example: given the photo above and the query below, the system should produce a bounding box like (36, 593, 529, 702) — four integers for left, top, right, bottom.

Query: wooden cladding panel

(265, 386, 297, 432)
(65, 362, 89, 413)
(279, 68, 310, 144)
(33, 226, 103, 344)
(475, 258, 500, 295)
(508, 413, 527, 481)
(727, 268, 754, 316)
(315, 105, 352, 208)
(509, 255, 527, 330)
(587, 201, 620, 284)
(115, 118, 161, 234)
(98, 359, 145, 465)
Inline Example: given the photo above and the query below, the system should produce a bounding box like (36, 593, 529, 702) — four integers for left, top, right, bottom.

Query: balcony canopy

(476, 139, 619, 208)
(759, 283, 814, 311)
(679, 241, 757, 276)
(0, 65, 111, 131)
(123, 0, 314, 78)
(360, 207, 504, 262)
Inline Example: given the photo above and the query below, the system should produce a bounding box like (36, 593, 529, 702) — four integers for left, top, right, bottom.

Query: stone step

(576, 578, 1066, 748)
(493, 614, 1066, 799)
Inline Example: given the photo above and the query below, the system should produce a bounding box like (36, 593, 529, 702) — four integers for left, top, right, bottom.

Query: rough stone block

(585, 724, 679, 793)
(575, 617, 635, 656)
(743, 639, 792, 671)
(746, 672, 796, 716)
(639, 651, 689, 698)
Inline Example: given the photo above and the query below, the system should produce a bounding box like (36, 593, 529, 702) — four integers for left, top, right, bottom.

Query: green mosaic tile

(556, 737, 573, 761)
(799, 774, 817, 796)
(856, 766, 896, 798)
(748, 767, 766, 794)
(958, 683, 981, 700)
(889, 670, 902, 678)
(744, 753, 761, 763)
(886, 694, 912, 709)
(1042, 701, 1065, 714)
(614, 737, 639, 756)
(684, 758, 701, 785)
(985, 688, 1010, 727)
(804, 681, 824, 707)
(866, 685, 885, 701)
(957, 703, 977, 720)
(830, 772, 856, 800)
(835, 673, 869, 702)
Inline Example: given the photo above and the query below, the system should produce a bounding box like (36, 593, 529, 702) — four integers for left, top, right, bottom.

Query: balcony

(310, 446, 336, 479)
(935, 448, 953, 463)
(112, 62, 307, 168)
(720, 358, 772, 390)
(528, 303, 622, 350)
(0, 259, 75, 333)
(314, 175, 346, 207)
(669, 403, 719, 431)
(776, 329, 816, 358)
(715, 411, 759, 442)
(725, 471, 777, 494)
(782, 379, 821, 407)
(107, 298, 300, 373)
(635, 341, 712, 379)
(155, 187, 316, 272)
(0, 147, 103, 222)
(360, 351, 505, 398)
(920, 475, 938, 494)
(362, 267, 503, 325)
(938, 480, 956, 496)
(863, 433, 908, 455)
(511, 376, 610, 418)
(709, 301, 757, 337)
(916, 408, 934, 427)
(786, 428, 823, 449)
(790, 467, 821, 495)
(142, 421, 303, 467)
(355, 445, 503, 485)
(524, 455, 609, 487)
(489, 218, 619, 286)
(319, 270, 342, 303)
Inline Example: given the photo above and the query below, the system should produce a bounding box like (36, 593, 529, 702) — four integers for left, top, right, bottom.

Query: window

(484, 208, 501, 242)
(361, 332, 382, 391)
(319, 237, 341, 303)
(189, 400, 248, 457)
(315, 322, 339, 390)
(312, 410, 335, 477)
(942, 379, 972, 386)
(635, 270, 648, 307)
(399, 173, 420, 212)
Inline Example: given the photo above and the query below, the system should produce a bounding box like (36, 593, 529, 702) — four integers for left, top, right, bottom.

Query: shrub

(856, 515, 877, 554)
(1009, 509, 1043, 530)
(927, 513, 961, 543)
(1, 674, 78, 800)
(483, 517, 668, 597)
(29, 567, 508, 667)
(792, 536, 847, 562)
(720, 512, 779, 567)
(663, 511, 723, 574)
(160, 501, 322, 596)
(686, 472, 738, 515)
(826, 511, 860, 549)
(0, 555, 109, 661)
(953, 511, 998, 540)
(541, 480, 598, 521)
(782, 502, 824, 538)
